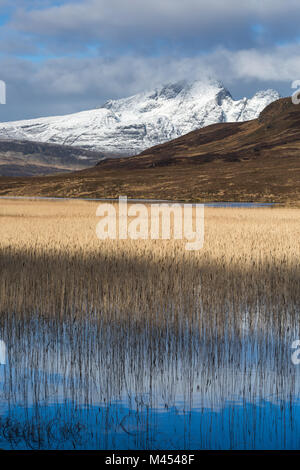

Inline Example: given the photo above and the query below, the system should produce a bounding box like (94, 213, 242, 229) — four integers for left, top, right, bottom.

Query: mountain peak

(148, 78, 229, 99)
(252, 89, 280, 99)
(0, 80, 280, 155)
(153, 80, 189, 99)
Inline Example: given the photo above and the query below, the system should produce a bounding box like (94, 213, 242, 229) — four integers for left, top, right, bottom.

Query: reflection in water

(0, 309, 299, 450)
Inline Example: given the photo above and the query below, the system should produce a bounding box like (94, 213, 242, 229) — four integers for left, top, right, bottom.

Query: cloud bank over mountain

(0, 1, 298, 121)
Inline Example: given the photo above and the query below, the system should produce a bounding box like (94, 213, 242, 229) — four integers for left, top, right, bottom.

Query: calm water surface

(0, 196, 276, 207)
(0, 309, 299, 450)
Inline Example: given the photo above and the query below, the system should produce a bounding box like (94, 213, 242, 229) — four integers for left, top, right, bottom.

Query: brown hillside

(0, 97, 299, 203)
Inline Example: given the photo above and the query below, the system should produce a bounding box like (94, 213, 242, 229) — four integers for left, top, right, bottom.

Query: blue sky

(0, 0, 300, 121)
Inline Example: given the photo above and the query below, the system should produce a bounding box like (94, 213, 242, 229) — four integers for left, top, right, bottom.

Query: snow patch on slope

(0, 79, 280, 155)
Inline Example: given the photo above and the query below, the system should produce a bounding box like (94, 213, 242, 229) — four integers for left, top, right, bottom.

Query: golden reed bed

(0, 199, 299, 334)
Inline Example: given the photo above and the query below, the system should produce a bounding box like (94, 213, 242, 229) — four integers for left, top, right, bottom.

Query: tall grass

(0, 200, 299, 449)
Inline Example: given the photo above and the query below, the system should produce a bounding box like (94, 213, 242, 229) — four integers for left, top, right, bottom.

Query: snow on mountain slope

(0, 79, 280, 155)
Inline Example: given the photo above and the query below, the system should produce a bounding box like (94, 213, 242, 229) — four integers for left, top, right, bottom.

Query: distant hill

(0, 97, 299, 204)
(0, 140, 118, 177)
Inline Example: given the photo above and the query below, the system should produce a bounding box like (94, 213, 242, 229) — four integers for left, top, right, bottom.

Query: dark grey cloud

(9, 0, 300, 52)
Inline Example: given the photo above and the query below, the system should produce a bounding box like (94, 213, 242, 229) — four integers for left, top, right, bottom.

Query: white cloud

(222, 46, 300, 82)
(0, 45, 300, 106)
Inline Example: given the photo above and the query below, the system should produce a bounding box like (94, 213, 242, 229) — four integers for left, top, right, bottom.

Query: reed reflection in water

(0, 303, 299, 450)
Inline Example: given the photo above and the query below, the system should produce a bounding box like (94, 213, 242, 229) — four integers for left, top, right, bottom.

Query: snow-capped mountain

(0, 79, 280, 155)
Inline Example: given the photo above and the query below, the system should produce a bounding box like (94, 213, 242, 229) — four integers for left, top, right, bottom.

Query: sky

(0, 0, 300, 121)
